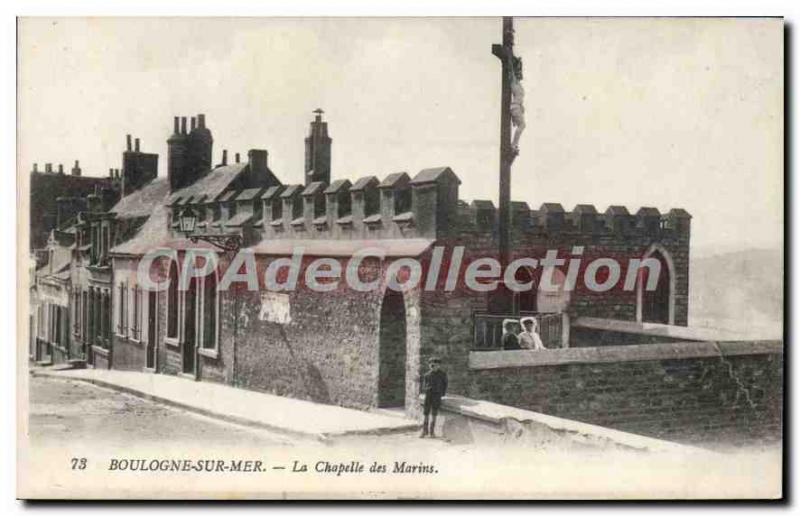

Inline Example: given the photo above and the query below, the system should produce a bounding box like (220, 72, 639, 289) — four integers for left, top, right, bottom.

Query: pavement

(32, 368, 420, 442)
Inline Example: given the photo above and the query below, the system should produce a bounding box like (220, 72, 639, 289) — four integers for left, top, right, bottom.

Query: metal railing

(473, 312, 566, 351)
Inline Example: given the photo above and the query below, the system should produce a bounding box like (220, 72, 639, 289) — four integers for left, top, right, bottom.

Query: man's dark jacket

(423, 369, 448, 398)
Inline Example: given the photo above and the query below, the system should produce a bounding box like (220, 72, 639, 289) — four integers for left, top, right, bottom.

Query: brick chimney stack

(71, 160, 81, 176)
(305, 108, 332, 186)
(122, 135, 158, 197)
(32, 163, 38, 173)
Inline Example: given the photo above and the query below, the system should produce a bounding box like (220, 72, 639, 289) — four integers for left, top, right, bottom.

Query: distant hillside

(689, 248, 783, 338)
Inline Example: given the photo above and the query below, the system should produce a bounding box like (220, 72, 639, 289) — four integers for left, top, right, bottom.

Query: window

(314, 194, 326, 218)
(131, 286, 141, 340)
(117, 283, 128, 336)
(291, 196, 303, 219)
(167, 263, 179, 339)
(81, 291, 88, 342)
(101, 226, 109, 264)
(272, 199, 283, 220)
(201, 273, 218, 351)
(394, 187, 412, 214)
(364, 187, 380, 217)
(337, 191, 352, 218)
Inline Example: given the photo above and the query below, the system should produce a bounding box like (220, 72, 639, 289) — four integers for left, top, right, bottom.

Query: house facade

(67, 111, 690, 418)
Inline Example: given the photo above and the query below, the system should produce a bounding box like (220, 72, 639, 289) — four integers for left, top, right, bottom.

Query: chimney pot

(190, 117, 196, 131)
(173, 116, 180, 134)
(109, 168, 114, 178)
(33, 163, 38, 173)
(198, 114, 206, 129)
(235, 152, 240, 164)
(222, 149, 228, 166)
(58, 164, 64, 174)
(135, 138, 140, 152)
(46, 163, 52, 173)
(126, 134, 132, 151)
(181, 117, 187, 134)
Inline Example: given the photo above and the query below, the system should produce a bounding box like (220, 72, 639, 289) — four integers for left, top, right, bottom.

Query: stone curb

(32, 369, 420, 443)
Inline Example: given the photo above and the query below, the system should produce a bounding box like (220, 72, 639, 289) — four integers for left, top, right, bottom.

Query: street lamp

(179, 206, 198, 234)
(178, 206, 243, 253)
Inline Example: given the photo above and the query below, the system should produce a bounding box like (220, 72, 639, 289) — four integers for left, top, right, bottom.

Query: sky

(18, 17, 783, 253)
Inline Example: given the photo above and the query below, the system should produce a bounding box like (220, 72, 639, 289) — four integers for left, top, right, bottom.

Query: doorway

(377, 289, 407, 408)
(641, 250, 671, 324)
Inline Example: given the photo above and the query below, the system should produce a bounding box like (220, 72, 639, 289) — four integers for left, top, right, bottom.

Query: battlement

(459, 200, 691, 238)
(169, 166, 462, 242)
(167, 166, 690, 244)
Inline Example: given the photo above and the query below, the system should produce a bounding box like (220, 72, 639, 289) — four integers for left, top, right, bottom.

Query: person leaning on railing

(501, 319, 521, 350)
(518, 316, 546, 350)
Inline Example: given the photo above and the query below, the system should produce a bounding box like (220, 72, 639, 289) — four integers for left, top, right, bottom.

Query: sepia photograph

(16, 15, 784, 500)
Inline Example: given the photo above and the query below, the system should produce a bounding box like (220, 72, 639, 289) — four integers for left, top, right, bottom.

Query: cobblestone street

(28, 375, 292, 448)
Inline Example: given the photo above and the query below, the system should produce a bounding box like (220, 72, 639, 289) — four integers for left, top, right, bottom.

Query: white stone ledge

(438, 395, 704, 454)
(572, 316, 752, 341)
(469, 340, 783, 370)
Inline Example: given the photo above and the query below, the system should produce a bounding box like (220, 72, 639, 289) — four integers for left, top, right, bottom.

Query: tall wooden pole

(492, 17, 514, 270)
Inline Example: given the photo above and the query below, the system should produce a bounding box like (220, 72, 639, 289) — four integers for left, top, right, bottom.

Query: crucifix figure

(509, 55, 526, 155)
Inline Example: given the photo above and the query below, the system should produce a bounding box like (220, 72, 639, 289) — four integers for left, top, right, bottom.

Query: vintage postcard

(17, 17, 784, 500)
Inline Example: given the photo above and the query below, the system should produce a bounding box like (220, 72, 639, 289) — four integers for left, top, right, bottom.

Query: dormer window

(272, 198, 283, 220)
(292, 196, 303, 219)
(337, 190, 352, 218)
(365, 188, 380, 217)
(394, 187, 412, 214)
(314, 195, 326, 219)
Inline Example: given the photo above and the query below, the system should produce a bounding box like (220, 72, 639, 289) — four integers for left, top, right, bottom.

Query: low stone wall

(436, 395, 704, 453)
(111, 335, 146, 371)
(92, 346, 111, 370)
(466, 340, 783, 447)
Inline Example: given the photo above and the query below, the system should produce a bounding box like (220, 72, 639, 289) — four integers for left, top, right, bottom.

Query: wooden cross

(492, 17, 516, 270)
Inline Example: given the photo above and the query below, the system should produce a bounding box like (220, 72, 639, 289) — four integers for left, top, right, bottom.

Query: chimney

(222, 149, 228, 166)
(122, 137, 158, 196)
(57, 164, 64, 174)
(71, 160, 81, 176)
(247, 149, 268, 184)
(126, 134, 132, 151)
(305, 108, 332, 185)
(181, 117, 187, 134)
(190, 117, 196, 132)
(198, 114, 206, 128)
(33, 163, 38, 173)
(235, 153, 240, 164)
(173, 116, 180, 134)
(45, 163, 52, 174)
(109, 168, 114, 178)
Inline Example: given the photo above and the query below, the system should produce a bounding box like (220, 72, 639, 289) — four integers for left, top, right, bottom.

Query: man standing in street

(420, 357, 448, 438)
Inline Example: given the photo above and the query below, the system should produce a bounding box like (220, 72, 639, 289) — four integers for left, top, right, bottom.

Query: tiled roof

(234, 188, 265, 202)
(167, 163, 248, 204)
(110, 179, 170, 219)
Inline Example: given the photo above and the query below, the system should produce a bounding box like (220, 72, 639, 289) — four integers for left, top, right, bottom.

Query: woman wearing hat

(519, 317, 546, 350)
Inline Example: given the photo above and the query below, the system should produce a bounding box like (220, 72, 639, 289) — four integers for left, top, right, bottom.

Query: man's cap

(520, 316, 536, 326)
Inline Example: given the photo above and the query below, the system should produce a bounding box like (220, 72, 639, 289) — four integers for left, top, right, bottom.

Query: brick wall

(466, 341, 782, 446)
